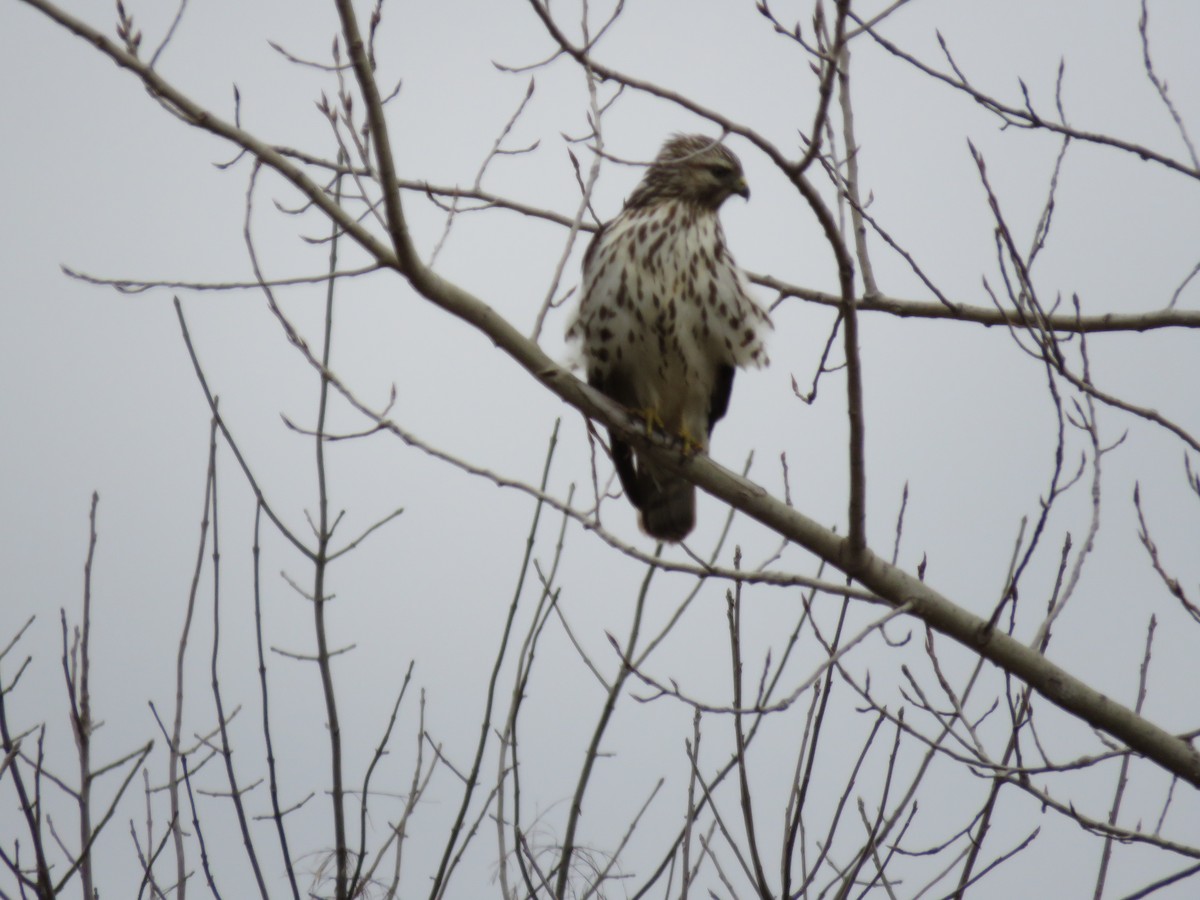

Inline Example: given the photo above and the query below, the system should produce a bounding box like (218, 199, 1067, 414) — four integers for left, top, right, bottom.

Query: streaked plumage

(568, 134, 771, 540)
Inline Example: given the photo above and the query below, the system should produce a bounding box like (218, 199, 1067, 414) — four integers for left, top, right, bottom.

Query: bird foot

(628, 408, 703, 455)
(633, 406, 666, 436)
(676, 427, 704, 457)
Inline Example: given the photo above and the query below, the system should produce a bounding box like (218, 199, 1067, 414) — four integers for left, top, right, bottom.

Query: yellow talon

(634, 407, 666, 435)
(677, 426, 703, 456)
(628, 408, 702, 454)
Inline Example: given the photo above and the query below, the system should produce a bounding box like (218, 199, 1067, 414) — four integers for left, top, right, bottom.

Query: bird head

(631, 134, 750, 210)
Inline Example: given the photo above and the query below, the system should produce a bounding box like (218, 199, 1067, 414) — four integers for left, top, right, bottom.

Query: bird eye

(708, 164, 733, 178)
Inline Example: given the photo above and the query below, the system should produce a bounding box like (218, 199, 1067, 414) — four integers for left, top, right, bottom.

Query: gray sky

(2, 1, 1199, 897)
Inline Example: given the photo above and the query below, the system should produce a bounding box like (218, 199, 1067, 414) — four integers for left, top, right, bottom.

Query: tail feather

(635, 459, 695, 542)
(608, 431, 697, 542)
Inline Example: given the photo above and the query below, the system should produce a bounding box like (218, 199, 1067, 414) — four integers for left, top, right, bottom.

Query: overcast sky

(2, 1, 1200, 897)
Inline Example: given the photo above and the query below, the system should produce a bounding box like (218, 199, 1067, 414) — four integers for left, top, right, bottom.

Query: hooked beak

(734, 176, 750, 200)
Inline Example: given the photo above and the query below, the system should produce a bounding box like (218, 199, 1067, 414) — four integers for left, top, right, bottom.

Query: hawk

(568, 134, 771, 541)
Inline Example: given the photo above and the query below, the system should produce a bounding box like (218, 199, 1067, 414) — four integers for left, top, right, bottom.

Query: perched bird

(568, 134, 771, 541)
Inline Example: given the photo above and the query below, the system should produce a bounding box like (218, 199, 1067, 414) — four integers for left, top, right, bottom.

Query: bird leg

(632, 406, 666, 436)
(675, 425, 705, 457)
(628, 407, 702, 455)
(624, 410, 700, 458)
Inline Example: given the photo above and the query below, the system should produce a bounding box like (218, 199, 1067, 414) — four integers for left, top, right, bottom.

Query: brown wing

(587, 368, 645, 508)
(708, 364, 735, 435)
